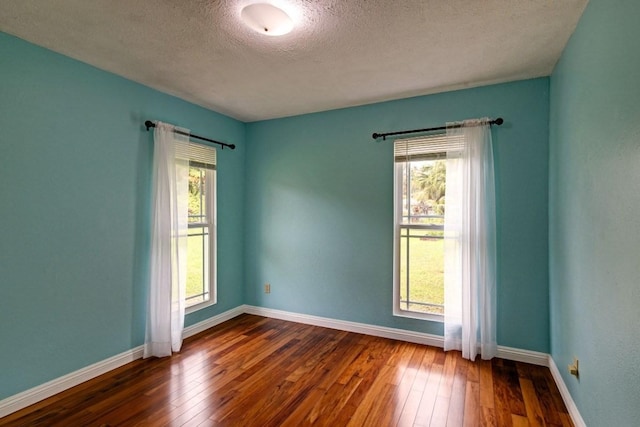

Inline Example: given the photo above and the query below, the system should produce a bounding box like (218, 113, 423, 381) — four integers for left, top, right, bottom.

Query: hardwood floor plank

(362, 383, 398, 426)
(313, 375, 363, 426)
(512, 414, 531, 427)
(438, 350, 459, 399)
(463, 380, 480, 427)
(295, 335, 370, 425)
(502, 360, 528, 417)
(430, 351, 457, 426)
(328, 339, 397, 425)
(225, 331, 353, 426)
(394, 345, 431, 426)
(349, 341, 421, 426)
(211, 336, 327, 423)
(479, 358, 495, 409)
(413, 362, 443, 426)
(286, 331, 348, 382)
(429, 395, 451, 427)
(519, 378, 546, 427)
(445, 357, 468, 427)
(543, 370, 573, 422)
(313, 333, 366, 391)
(0, 315, 573, 427)
(466, 358, 480, 383)
(334, 335, 383, 385)
(346, 364, 395, 426)
(529, 366, 563, 426)
(492, 362, 515, 427)
(559, 412, 574, 427)
(279, 386, 326, 427)
(480, 406, 497, 427)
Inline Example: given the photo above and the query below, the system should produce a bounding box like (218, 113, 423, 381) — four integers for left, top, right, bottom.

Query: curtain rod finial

(372, 133, 379, 140)
(145, 120, 154, 131)
(494, 117, 504, 125)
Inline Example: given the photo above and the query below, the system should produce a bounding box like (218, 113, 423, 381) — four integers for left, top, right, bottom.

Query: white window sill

(393, 307, 444, 323)
(186, 298, 217, 315)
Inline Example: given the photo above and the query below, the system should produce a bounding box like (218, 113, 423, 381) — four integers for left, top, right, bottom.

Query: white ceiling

(0, 0, 587, 122)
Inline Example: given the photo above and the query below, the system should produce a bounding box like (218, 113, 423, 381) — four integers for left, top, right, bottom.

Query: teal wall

(245, 79, 551, 351)
(0, 32, 245, 399)
(5, 3, 638, 422)
(6, 14, 605, 408)
(549, 1, 640, 425)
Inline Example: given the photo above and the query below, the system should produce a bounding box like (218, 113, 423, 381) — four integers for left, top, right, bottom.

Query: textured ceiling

(0, 0, 587, 122)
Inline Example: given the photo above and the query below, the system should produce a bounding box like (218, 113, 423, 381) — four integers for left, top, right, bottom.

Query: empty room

(0, 1, 638, 426)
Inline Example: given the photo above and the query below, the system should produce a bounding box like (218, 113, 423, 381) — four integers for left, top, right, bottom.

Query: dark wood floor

(1, 314, 572, 427)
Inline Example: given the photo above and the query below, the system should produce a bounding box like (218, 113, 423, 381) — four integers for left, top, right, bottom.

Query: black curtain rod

(145, 120, 236, 150)
(372, 117, 504, 140)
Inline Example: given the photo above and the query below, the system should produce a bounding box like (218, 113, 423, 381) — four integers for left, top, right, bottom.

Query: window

(393, 134, 459, 320)
(184, 145, 217, 312)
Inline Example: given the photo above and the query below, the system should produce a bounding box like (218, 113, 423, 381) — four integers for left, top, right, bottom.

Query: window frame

(184, 159, 217, 314)
(393, 136, 451, 322)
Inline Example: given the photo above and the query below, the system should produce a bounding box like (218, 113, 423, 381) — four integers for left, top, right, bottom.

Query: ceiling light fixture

(241, 3, 294, 36)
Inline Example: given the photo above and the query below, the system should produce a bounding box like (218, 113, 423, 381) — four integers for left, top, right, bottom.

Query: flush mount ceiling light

(241, 3, 294, 36)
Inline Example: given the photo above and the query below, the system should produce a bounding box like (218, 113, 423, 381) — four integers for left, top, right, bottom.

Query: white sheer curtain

(144, 122, 190, 358)
(443, 118, 497, 361)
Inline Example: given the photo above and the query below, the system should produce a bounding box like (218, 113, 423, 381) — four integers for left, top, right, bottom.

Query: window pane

(407, 232, 444, 314)
(187, 226, 209, 307)
(399, 228, 408, 311)
(189, 167, 206, 224)
(400, 163, 409, 221)
(396, 157, 446, 316)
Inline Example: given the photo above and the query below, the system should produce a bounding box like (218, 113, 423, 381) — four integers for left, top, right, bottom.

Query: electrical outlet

(568, 358, 579, 378)
(264, 283, 271, 294)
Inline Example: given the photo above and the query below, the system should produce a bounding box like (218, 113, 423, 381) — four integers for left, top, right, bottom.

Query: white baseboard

(245, 306, 584, 424)
(183, 305, 246, 339)
(0, 305, 245, 419)
(244, 305, 445, 348)
(0, 345, 144, 419)
(243, 305, 549, 366)
(496, 345, 549, 366)
(548, 356, 586, 427)
(0, 303, 584, 427)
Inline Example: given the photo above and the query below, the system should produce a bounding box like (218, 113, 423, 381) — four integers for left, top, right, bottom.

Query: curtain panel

(144, 122, 190, 358)
(443, 118, 497, 361)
